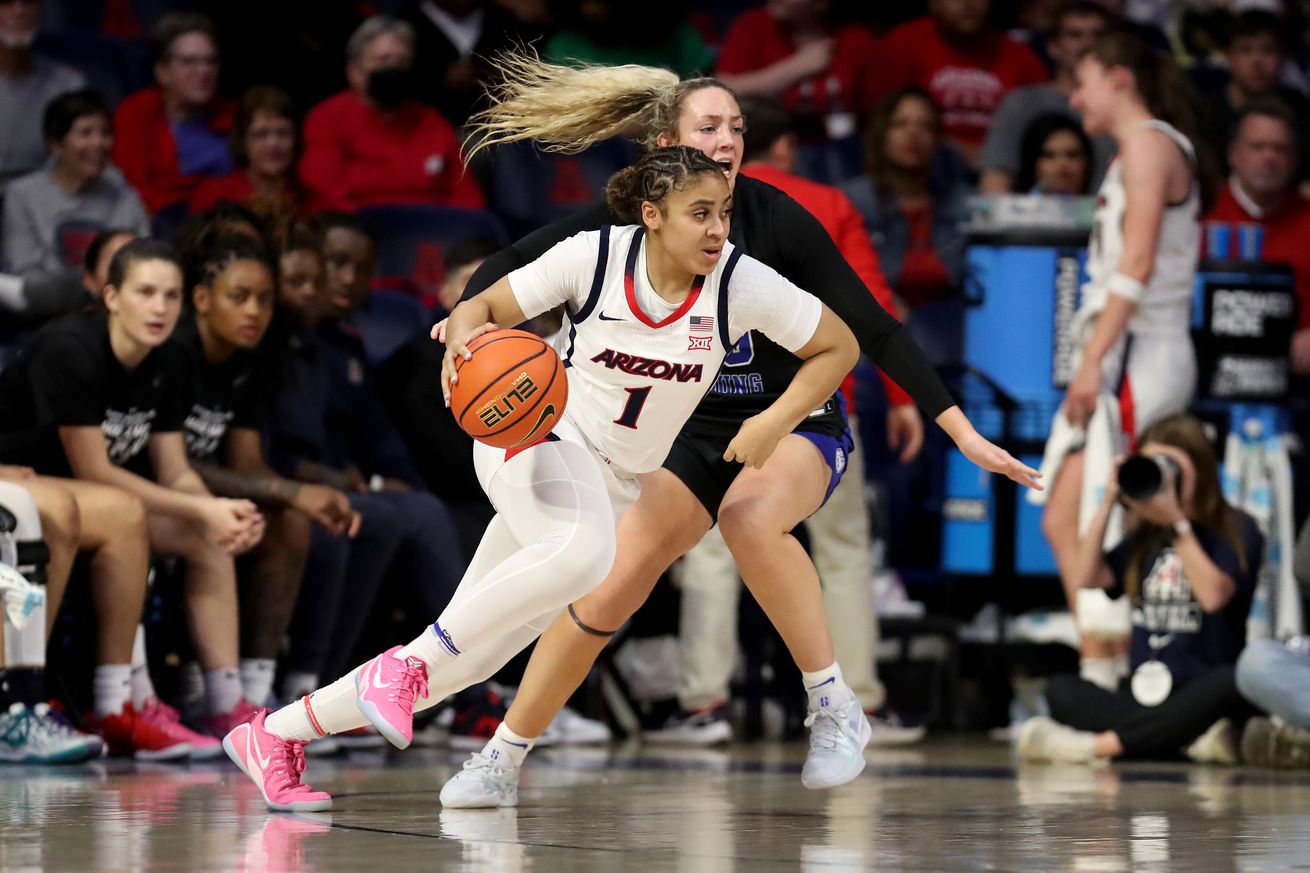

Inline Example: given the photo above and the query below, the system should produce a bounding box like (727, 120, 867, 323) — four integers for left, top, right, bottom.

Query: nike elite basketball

(451, 329, 568, 449)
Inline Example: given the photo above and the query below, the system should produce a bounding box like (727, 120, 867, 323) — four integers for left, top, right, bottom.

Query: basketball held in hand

(450, 329, 568, 449)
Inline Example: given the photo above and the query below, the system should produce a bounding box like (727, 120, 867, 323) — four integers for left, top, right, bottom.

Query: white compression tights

(267, 435, 619, 741)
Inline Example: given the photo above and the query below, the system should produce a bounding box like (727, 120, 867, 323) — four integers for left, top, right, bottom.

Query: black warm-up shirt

(462, 174, 956, 436)
(0, 308, 186, 477)
(172, 318, 263, 466)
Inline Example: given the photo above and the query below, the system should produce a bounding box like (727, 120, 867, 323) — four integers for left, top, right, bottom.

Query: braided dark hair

(605, 146, 727, 225)
(188, 233, 277, 295)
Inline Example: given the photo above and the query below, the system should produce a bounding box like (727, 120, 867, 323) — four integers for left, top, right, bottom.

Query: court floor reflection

(2, 738, 1310, 872)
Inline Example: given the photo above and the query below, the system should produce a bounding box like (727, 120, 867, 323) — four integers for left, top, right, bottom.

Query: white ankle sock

(239, 658, 276, 707)
(93, 664, 131, 718)
(397, 622, 460, 672)
(482, 722, 535, 768)
(129, 626, 158, 708)
(801, 661, 852, 709)
(204, 668, 243, 715)
(266, 670, 368, 742)
(264, 697, 318, 743)
(1080, 657, 1120, 692)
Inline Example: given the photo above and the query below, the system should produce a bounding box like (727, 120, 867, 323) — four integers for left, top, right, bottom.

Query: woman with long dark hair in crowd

(1035, 34, 1208, 691)
(1015, 112, 1095, 195)
(1021, 414, 1261, 764)
(841, 87, 969, 312)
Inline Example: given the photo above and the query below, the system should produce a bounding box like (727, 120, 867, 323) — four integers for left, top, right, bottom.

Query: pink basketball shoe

(222, 710, 332, 812)
(354, 646, 429, 749)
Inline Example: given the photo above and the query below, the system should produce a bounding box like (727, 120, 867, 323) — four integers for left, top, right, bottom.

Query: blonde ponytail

(465, 50, 732, 160)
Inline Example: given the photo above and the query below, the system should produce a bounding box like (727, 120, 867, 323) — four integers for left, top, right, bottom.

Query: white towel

(1029, 393, 1127, 549)
(1222, 406, 1304, 641)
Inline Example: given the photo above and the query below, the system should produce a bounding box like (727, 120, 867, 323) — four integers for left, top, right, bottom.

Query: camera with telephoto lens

(1116, 454, 1182, 502)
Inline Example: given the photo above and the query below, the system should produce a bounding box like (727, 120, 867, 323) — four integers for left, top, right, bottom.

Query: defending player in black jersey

(428, 55, 1041, 807)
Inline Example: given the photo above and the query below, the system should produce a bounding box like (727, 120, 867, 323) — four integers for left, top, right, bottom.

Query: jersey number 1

(614, 386, 651, 429)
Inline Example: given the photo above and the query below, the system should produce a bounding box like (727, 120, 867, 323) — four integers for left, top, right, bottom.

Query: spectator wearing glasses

(112, 13, 236, 215)
(187, 86, 305, 223)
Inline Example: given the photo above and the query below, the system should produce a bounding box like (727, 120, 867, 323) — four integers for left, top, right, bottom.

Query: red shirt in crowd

(716, 9, 883, 117)
(299, 90, 484, 212)
(878, 17, 1048, 151)
(741, 163, 912, 409)
(112, 87, 236, 214)
(898, 202, 953, 309)
(1207, 180, 1310, 331)
(187, 169, 307, 217)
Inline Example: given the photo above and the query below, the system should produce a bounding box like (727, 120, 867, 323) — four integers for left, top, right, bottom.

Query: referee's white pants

(675, 433, 884, 712)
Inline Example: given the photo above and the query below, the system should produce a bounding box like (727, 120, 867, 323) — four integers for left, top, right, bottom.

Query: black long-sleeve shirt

(464, 174, 956, 424)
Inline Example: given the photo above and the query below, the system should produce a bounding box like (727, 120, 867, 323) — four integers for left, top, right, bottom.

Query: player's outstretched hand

(957, 430, 1043, 491)
(723, 414, 786, 469)
(440, 321, 499, 407)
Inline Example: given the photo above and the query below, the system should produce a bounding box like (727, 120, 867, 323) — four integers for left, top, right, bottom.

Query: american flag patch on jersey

(689, 316, 714, 334)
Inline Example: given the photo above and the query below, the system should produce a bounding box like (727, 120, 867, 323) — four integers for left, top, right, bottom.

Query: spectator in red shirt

(112, 14, 236, 215)
(879, 0, 1049, 166)
(714, 0, 882, 141)
(1205, 97, 1310, 374)
(1194, 11, 1310, 185)
(188, 86, 305, 223)
(299, 15, 484, 212)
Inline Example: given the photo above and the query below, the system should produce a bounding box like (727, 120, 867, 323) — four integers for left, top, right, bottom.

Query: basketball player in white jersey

(1040, 34, 1203, 686)
(221, 145, 862, 811)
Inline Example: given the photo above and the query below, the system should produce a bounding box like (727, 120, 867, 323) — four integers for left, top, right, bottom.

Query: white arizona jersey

(507, 225, 822, 475)
(1083, 120, 1199, 336)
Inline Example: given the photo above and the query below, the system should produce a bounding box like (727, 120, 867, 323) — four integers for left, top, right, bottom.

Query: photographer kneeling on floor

(1019, 413, 1263, 765)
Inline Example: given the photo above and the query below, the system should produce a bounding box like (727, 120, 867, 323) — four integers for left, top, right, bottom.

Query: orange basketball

(451, 328, 568, 449)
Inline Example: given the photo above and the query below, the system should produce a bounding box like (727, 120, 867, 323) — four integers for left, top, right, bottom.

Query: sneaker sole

(447, 734, 496, 751)
(304, 739, 343, 757)
(439, 786, 518, 809)
(801, 715, 872, 790)
(641, 721, 733, 747)
(221, 733, 332, 813)
(188, 743, 225, 761)
(868, 725, 927, 747)
(0, 745, 95, 764)
(354, 677, 411, 750)
(135, 742, 192, 762)
(335, 735, 388, 750)
(548, 734, 612, 746)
